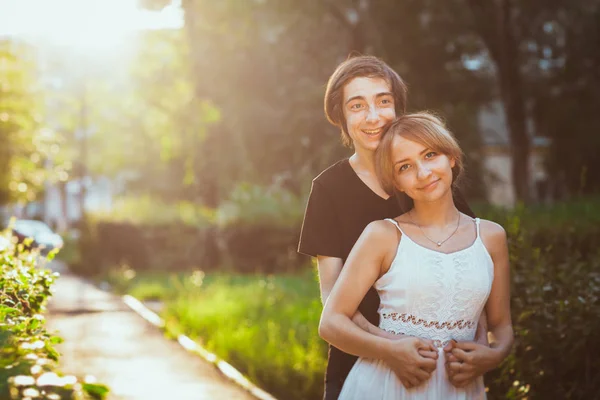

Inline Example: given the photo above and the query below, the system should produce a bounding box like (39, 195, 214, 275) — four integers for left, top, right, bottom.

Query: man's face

(342, 77, 396, 153)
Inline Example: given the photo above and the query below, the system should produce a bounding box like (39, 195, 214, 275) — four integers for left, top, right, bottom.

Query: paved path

(45, 262, 256, 400)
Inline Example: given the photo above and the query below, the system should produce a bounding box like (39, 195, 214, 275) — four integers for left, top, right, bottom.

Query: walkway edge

(122, 295, 278, 400)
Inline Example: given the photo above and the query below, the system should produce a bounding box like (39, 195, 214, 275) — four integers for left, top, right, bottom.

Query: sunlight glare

(0, 0, 183, 54)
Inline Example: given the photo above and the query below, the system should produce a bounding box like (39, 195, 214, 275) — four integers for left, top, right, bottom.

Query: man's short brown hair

(324, 55, 408, 146)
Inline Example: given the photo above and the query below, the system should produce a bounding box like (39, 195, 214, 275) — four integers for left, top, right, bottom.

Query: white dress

(339, 218, 493, 400)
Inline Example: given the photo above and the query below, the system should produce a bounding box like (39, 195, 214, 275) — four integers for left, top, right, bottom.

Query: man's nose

(365, 105, 380, 122)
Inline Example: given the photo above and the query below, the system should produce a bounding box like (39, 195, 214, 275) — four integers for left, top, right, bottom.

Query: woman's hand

(384, 337, 438, 389)
(443, 340, 501, 388)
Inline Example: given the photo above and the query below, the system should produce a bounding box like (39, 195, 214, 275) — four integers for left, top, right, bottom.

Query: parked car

(11, 219, 64, 254)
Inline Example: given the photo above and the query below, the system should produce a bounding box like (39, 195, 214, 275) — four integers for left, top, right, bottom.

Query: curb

(122, 295, 278, 400)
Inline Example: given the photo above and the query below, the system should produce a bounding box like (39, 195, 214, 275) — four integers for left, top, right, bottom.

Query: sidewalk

(45, 262, 256, 400)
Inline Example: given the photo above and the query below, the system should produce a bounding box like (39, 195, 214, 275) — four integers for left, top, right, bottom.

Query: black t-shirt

(298, 158, 475, 393)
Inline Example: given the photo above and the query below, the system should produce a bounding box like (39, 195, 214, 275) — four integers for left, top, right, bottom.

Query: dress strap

(475, 217, 481, 238)
(385, 218, 405, 235)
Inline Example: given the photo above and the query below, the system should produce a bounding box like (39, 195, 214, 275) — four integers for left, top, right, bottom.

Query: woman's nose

(417, 163, 432, 179)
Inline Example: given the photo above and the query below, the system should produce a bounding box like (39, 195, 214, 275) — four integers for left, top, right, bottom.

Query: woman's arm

(317, 255, 402, 339)
(446, 221, 514, 387)
(319, 221, 437, 388)
(483, 222, 514, 357)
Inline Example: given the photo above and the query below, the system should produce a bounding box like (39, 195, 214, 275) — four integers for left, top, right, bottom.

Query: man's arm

(317, 255, 399, 339)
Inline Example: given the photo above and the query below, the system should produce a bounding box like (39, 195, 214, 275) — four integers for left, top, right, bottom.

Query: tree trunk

(495, 0, 531, 203)
(468, 0, 531, 203)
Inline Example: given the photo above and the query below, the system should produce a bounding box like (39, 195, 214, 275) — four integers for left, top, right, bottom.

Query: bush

(78, 184, 306, 275)
(218, 223, 302, 273)
(0, 228, 109, 399)
(485, 215, 600, 399)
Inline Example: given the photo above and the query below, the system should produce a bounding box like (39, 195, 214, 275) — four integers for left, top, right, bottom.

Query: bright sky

(0, 0, 183, 51)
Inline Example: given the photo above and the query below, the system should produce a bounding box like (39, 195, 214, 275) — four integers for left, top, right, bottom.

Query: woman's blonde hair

(375, 112, 464, 197)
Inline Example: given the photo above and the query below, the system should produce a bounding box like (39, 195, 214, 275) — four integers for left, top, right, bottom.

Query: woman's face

(342, 77, 396, 153)
(391, 135, 455, 203)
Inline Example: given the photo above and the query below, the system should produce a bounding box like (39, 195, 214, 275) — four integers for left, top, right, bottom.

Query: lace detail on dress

(381, 313, 476, 330)
(414, 251, 446, 318)
(380, 312, 477, 342)
(449, 250, 477, 322)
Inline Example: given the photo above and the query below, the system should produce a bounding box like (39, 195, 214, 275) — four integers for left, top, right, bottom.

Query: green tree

(40, 29, 219, 205)
(0, 39, 51, 206)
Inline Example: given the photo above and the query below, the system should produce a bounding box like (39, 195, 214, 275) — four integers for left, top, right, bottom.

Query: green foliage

(40, 28, 220, 205)
(0, 228, 109, 399)
(77, 184, 307, 275)
(215, 183, 306, 272)
(482, 200, 600, 399)
(0, 40, 54, 205)
(91, 195, 214, 228)
(216, 182, 306, 228)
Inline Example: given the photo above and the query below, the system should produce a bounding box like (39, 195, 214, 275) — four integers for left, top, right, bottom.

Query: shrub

(0, 228, 109, 399)
(79, 184, 307, 275)
(485, 215, 600, 399)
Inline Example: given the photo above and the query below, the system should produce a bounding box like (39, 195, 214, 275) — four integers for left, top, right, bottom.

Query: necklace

(409, 210, 461, 247)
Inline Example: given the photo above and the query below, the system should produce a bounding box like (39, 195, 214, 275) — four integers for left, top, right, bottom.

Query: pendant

(437, 242, 442, 247)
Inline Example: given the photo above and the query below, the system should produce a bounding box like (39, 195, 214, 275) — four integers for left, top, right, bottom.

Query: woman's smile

(418, 179, 441, 191)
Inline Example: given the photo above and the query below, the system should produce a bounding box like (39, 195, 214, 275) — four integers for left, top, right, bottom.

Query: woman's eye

(425, 151, 437, 159)
(398, 164, 410, 172)
(350, 103, 363, 110)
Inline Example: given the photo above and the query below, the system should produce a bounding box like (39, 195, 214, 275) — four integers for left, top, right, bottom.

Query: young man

(298, 56, 478, 399)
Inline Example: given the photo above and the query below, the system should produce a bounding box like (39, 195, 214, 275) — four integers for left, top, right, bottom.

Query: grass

(105, 267, 327, 400)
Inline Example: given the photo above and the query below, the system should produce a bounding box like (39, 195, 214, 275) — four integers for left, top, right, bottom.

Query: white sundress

(339, 218, 494, 400)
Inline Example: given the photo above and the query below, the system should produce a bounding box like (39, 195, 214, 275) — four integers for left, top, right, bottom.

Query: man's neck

(349, 149, 376, 177)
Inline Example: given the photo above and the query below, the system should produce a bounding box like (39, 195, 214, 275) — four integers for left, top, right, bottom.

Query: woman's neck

(410, 192, 459, 227)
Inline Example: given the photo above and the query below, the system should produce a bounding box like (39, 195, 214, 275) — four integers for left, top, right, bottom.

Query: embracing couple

(298, 56, 513, 400)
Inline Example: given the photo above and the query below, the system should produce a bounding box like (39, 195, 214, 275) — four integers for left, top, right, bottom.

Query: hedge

(0, 228, 109, 399)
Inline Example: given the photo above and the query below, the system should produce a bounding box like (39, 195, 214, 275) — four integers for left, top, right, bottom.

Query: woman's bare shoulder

(478, 219, 508, 252)
(363, 219, 401, 240)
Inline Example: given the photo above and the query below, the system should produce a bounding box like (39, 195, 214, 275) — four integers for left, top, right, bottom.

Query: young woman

(298, 56, 482, 399)
(319, 113, 513, 399)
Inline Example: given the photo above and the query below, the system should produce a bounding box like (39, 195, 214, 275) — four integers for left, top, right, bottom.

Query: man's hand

(443, 341, 501, 388)
(383, 337, 438, 389)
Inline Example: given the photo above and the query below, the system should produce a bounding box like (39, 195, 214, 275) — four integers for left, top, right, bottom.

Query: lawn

(105, 267, 327, 400)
